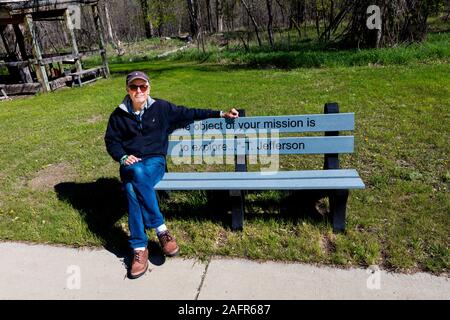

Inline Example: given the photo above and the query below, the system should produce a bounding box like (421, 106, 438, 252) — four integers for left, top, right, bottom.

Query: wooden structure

(0, 0, 109, 98)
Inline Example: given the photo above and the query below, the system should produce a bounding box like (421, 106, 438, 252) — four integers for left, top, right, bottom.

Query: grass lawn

(0, 56, 448, 274)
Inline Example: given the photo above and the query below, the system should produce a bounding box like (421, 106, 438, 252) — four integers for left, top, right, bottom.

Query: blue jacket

(105, 96, 221, 162)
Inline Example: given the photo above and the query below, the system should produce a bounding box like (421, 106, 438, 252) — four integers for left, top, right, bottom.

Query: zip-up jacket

(104, 96, 221, 162)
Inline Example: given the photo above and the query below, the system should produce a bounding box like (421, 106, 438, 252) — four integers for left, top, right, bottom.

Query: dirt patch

(86, 114, 104, 124)
(29, 162, 76, 191)
(321, 233, 337, 255)
(215, 230, 229, 248)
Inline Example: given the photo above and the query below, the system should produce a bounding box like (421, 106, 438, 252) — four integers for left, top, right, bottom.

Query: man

(105, 71, 238, 279)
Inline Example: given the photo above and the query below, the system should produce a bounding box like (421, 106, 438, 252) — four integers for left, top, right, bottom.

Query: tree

(140, 0, 154, 38)
(266, 0, 275, 47)
(186, 0, 200, 37)
(240, 0, 263, 46)
(216, 0, 224, 32)
(102, 1, 125, 55)
(205, 0, 214, 32)
(342, 0, 445, 48)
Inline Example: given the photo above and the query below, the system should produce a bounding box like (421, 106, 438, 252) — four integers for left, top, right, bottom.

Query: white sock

(134, 247, 145, 251)
(155, 224, 168, 235)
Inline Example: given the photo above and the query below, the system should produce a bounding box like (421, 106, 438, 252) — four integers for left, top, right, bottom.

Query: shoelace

(134, 250, 144, 263)
(158, 232, 173, 245)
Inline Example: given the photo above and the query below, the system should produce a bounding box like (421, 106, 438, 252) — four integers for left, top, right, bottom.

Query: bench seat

(155, 169, 365, 191)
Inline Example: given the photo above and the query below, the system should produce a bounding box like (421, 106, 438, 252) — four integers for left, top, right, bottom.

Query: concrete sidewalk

(0, 242, 448, 300)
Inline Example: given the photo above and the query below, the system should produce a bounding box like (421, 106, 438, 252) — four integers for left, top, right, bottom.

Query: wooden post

(23, 14, 50, 92)
(91, 4, 110, 77)
(63, 9, 82, 73)
(12, 24, 33, 83)
(0, 25, 33, 84)
(58, 62, 65, 75)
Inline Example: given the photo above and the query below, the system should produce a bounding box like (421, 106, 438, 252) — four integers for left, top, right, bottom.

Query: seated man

(105, 71, 238, 279)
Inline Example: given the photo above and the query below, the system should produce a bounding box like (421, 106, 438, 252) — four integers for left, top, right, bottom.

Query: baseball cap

(126, 71, 150, 86)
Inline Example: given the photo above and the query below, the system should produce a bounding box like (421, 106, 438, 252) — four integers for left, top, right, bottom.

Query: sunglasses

(128, 84, 149, 92)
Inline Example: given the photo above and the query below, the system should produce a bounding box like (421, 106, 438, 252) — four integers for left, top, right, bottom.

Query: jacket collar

(118, 95, 155, 114)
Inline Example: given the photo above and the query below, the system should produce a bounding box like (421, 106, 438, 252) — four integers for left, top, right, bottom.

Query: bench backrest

(167, 112, 355, 160)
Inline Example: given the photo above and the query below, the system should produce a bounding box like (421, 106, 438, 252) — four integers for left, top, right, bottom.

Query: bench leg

(329, 189, 349, 233)
(230, 190, 245, 231)
(156, 190, 170, 203)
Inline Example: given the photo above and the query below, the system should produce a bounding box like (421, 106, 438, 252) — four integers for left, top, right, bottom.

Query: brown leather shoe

(157, 230, 179, 257)
(129, 248, 148, 279)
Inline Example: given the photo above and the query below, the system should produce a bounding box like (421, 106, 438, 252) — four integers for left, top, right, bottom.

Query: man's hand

(124, 155, 142, 166)
(222, 108, 239, 119)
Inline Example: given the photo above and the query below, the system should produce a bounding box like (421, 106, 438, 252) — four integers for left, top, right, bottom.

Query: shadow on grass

(245, 190, 330, 226)
(54, 178, 167, 272)
(160, 190, 330, 228)
(54, 179, 329, 269)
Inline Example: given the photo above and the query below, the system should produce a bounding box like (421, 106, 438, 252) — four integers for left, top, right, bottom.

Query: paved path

(0, 242, 448, 300)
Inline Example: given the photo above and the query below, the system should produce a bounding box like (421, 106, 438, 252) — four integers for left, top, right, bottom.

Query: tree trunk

(240, 0, 262, 46)
(266, 0, 274, 47)
(315, 1, 320, 39)
(445, 2, 450, 21)
(140, 0, 154, 38)
(205, 0, 214, 33)
(319, 0, 351, 42)
(216, 0, 224, 32)
(186, 0, 200, 37)
(156, 1, 164, 37)
(327, 0, 334, 40)
(103, 1, 124, 55)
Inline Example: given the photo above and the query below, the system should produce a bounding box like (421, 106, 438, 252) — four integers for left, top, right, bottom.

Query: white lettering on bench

(172, 113, 354, 136)
(168, 114, 355, 173)
(170, 128, 280, 172)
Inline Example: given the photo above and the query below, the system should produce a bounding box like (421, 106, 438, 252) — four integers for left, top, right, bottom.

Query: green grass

(0, 56, 449, 274)
(164, 32, 450, 69)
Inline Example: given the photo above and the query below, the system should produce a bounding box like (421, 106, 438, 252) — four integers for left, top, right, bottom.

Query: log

(0, 82, 42, 95)
(49, 75, 72, 91)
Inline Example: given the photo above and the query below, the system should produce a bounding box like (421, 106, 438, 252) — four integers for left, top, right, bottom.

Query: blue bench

(155, 103, 365, 233)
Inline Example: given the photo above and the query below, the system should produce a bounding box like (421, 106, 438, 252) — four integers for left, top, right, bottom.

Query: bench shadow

(272, 190, 330, 224)
(160, 190, 330, 228)
(54, 178, 166, 272)
(241, 190, 330, 226)
(159, 190, 231, 227)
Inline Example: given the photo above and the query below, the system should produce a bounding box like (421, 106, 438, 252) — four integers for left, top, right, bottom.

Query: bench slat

(162, 169, 360, 180)
(155, 177, 365, 190)
(170, 113, 354, 136)
(167, 136, 354, 156)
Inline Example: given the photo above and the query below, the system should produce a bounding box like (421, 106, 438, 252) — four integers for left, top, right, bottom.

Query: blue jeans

(120, 155, 166, 249)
